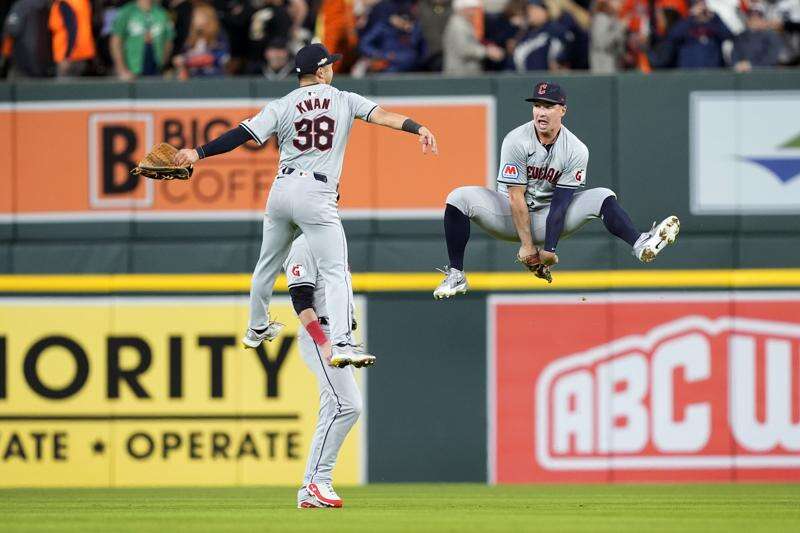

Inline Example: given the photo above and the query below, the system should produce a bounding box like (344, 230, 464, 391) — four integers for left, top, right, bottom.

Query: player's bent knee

(590, 187, 617, 215)
(593, 187, 616, 200)
(445, 187, 472, 215)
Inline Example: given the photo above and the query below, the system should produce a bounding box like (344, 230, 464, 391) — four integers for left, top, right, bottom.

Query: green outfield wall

(2, 70, 800, 274)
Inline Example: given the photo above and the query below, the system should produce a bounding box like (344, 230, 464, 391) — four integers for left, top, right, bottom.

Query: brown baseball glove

(130, 143, 193, 180)
(516, 249, 553, 284)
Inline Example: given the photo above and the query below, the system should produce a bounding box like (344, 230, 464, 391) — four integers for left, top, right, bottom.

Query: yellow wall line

(0, 269, 800, 293)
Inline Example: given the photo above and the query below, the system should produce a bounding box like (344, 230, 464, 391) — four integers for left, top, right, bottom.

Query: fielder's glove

(130, 142, 193, 180)
(516, 250, 553, 284)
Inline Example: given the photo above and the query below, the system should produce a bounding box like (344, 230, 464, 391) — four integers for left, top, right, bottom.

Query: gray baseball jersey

(241, 84, 378, 189)
(496, 122, 588, 209)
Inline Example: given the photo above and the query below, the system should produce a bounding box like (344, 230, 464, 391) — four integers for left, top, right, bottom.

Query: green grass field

(1, 484, 798, 532)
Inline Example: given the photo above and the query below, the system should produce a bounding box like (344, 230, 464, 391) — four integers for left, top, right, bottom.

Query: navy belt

(277, 166, 327, 183)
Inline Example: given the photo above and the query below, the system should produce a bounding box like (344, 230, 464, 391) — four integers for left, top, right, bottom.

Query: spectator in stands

(443, 0, 505, 74)
(512, 0, 567, 71)
(111, 0, 175, 79)
(245, 0, 292, 74)
(619, 0, 687, 70)
(732, 2, 783, 70)
(172, 2, 229, 78)
(49, 0, 96, 76)
(167, 0, 193, 57)
(651, 0, 734, 68)
(254, 36, 293, 79)
(93, 0, 127, 77)
(359, 0, 409, 37)
(317, 0, 359, 72)
(485, 0, 528, 71)
(286, 0, 310, 49)
(771, 0, 800, 65)
(358, 3, 426, 72)
(1, 0, 54, 78)
(547, 0, 591, 69)
(418, 0, 451, 71)
(706, 0, 747, 35)
(589, 0, 626, 72)
(213, 0, 248, 73)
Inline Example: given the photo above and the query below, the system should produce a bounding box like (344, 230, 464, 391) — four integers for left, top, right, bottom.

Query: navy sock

(600, 196, 640, 247)
(444, 203, 470, 271)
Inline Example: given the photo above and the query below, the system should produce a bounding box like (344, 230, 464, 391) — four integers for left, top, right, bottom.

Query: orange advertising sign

(1, 97, 494, 221)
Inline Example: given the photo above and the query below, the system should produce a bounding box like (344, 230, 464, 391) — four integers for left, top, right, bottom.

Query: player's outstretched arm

(367, 107, 438, 155)
(174, 125, 255, 166)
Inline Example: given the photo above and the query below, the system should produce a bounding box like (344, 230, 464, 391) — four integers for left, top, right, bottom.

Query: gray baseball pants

(248, 174, 354, 345)
(298, 325, 362, 485)
(446, 186, 616, 243)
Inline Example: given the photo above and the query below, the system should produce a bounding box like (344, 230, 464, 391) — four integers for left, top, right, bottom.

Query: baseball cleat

(306, 482, 343, 508)
(297, 486, 328, 509)
(433, 266, 469, 299)
(632, 215, 680, 263)
(330, 344, 376, 369)
(242, 318, 285, 349)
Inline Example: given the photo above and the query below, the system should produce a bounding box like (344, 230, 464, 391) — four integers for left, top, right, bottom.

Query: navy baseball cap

(294, 43, 342, 75)
(525, 81, 567, 105)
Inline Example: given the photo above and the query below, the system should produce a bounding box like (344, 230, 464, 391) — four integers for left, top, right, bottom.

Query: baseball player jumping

(175, 43, 437, 365)
(284, 234, 362, 509)
(434, 82, 679, 298)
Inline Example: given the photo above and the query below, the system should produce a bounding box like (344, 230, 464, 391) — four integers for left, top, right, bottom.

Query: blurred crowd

(1, 0, 798, 79)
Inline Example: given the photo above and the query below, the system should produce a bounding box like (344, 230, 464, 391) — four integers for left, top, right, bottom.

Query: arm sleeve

(240, 102, 279, 145)
(344, 91, 379, 121)
(497, 134, 528, 186)
(556, 144, 588, 188)
(544, 186, 576, 252)
(288, 285, 315, 315)
(196, 125, 253, 159)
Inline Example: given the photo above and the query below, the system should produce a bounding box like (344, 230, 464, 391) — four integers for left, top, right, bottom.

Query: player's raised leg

(244, 187, 296, 348)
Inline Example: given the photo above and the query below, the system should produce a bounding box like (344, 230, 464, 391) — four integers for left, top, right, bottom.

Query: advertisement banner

(691, 91, 800, 214)
(0, 296, 366, 487)
(489, 292, 800, 483)
(1, 97, 494, 222)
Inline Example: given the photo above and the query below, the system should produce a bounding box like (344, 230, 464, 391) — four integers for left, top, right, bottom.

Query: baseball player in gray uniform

(175, 43, 437, 365)
(434, 82, 680, 298)
(284, 234, 363, 509)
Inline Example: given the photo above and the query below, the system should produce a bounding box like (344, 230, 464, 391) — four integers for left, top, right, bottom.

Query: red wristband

(305, 320, 328, 346)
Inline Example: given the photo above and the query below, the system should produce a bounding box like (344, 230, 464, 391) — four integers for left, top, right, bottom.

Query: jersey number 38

(293, 115, 335, 152)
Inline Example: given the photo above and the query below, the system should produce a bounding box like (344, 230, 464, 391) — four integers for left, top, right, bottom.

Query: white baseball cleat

(306, 482, 343, 508)
(632, 215, 680, 263)
(241, 318, 285, 349)
(433, 266, 469, 299)
(330, 344, 376, 369)
(297, 486, 327, 509)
